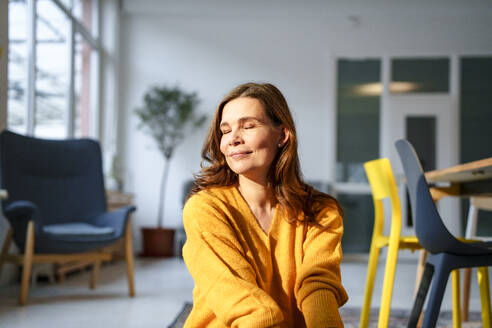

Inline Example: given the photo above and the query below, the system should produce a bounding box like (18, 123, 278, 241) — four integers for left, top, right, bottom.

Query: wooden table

(425, 157, 492, 201)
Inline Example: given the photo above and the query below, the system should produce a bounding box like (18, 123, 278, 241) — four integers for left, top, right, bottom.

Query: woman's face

(219, 97, 286, 183)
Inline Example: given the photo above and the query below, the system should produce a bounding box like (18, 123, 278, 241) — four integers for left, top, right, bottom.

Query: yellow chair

(360, 158, 468, 328)
(359, 158, 422, 328)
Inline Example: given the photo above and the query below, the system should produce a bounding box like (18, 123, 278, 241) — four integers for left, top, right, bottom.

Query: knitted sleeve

(182, 194, 285, 328)
(294, 206, 349, 328)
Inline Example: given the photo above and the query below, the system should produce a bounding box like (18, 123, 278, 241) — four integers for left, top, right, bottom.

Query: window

(460, 57, 492, 235)
(338, 194, 374, 253)
(336, 59, 381, 183)
(335, 59, 380, 253)
(35, 0, 70, 138)
(7, 0, 28, 134)
(7, 0, 100, 139)
(460, 57, 492, 163)
(74, 34, 95, 137)
(391, 58, 449, 93)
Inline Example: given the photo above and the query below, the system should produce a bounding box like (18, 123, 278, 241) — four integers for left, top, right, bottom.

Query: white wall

(119, 0, 492, 251)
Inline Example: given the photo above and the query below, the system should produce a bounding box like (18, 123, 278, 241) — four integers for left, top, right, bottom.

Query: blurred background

(1, 0, 492, 326)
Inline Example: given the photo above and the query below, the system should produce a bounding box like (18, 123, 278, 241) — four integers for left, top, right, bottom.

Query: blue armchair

(0, 130, 136, 305)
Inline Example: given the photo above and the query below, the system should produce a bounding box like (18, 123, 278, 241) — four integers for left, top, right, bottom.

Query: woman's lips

(230, 151, 252, 159)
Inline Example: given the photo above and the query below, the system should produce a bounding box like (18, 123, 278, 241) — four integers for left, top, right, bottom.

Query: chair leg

(359, 240, 382, 328)
(124, 218, 135, 297)
(451, 269, 462, 328)
(477, 267, 491, 328)
(415, 250, 428, 294)
(378, 237, 400, 328)
(462, 268, 472, 322)
(415, 250, 428, 328)
(0, 228, 13, 279)
(463, 203, 478, 323)
(421, 266, 450, 328)
(20, 221, 35, 306)
(90, 260, 101, 290)
(408, 263, 434, 328)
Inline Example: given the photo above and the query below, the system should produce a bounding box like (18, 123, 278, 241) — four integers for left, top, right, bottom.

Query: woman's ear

(278, 126, 290, 147)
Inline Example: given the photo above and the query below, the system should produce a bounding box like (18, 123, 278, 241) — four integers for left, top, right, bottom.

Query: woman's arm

(294, 206, 349, 328)
(183, 194, 285, 328)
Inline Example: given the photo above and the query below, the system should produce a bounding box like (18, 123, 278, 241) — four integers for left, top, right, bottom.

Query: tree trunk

(157, 158, 171, 228)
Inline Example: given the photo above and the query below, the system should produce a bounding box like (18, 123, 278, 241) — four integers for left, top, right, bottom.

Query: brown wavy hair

(190, 82, 342, 224)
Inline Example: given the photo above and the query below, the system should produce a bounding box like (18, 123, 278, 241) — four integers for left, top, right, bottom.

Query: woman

(182, 82, 348, 327)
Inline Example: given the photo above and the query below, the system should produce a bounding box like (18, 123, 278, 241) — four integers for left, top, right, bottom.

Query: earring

(278, 143, 283, 147)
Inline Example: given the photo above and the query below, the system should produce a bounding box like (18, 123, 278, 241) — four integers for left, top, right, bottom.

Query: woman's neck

(237, 175, 276, 210)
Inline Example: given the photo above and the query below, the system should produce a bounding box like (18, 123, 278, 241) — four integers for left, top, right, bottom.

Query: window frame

(8, 0, 101, 139)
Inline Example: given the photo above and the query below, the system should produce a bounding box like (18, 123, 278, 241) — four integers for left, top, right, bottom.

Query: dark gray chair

(395, 139, 492, 328)
(0, 130, 136, 305)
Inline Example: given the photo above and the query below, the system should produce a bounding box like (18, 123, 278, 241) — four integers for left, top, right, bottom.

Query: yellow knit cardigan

(182, 185, 348, 328)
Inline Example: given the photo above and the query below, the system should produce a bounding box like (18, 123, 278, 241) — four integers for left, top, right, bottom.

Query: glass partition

(336, 58, 380, 253)
(391, 58, 449, 93)
(460, 56, 492, 235)
(336, 59, 380, 183)
(338, 194, 374, 253)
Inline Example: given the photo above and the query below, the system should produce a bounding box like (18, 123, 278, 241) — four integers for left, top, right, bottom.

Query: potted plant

(136, 85, 206, 256)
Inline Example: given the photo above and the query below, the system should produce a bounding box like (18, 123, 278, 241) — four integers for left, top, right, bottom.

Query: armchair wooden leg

(463, 268, 472, 322)
(125, 219, 135, 297)
(90, 260, 101, 290)
(20, 221, 35, 305)
(0, 228, 13, 279)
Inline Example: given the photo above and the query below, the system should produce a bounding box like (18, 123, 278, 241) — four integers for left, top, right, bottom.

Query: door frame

(381, 55, 461, 237)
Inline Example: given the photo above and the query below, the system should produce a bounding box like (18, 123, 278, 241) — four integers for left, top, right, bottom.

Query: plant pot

(141, 227, 175, 257)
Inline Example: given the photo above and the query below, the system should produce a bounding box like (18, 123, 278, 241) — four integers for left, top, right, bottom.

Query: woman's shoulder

(183, 185, 239, 233)
(310, 190, 343, 226)
(184, 185, 236, 211)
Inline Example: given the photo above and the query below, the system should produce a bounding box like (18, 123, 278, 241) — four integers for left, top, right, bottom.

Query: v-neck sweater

(182, 185, 348, 328)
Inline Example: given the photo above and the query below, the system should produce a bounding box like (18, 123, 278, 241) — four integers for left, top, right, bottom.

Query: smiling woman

(182, 82, 348, 327)
(219, 97, 287, 186)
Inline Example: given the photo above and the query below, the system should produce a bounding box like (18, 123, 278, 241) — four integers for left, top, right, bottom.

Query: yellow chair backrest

(364, 158, 399, 202)
(363, 158, 402, 235)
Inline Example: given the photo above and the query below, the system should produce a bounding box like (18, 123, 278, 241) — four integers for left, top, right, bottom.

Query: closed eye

(221, 130, 231, 134)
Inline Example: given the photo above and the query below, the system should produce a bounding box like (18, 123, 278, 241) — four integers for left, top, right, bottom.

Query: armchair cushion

(43, 223, 115, 241)
(93, 205, 136, 236)
(36, 206, 136, 251)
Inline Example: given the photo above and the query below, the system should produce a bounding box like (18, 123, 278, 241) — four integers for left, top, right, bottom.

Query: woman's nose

(230, 130, 243, 146)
